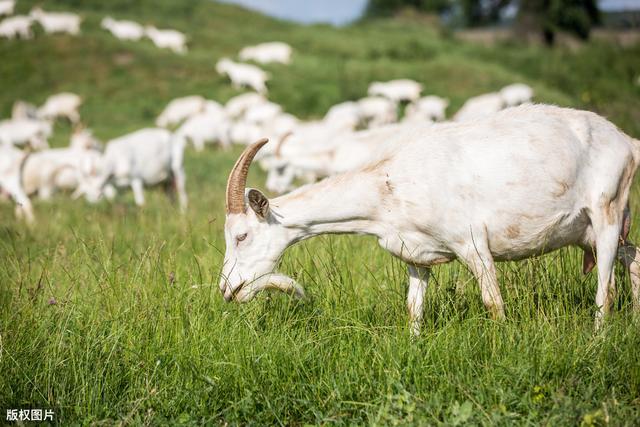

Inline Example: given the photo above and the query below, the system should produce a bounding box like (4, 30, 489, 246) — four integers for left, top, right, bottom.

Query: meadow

(1, 0, 640, 424)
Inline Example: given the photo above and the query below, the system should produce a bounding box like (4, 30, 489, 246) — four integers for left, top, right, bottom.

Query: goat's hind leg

(618, 243, 640, 312)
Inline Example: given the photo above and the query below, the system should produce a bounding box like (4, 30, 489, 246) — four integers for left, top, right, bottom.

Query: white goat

(0, 144, 34, 223)
(101, 16, 144, 41)
(156, 95, 208, 128)
(219, 104, 640, 337)
(243, 101, 282, 125)
(70, 127, 103, 151)
(323, 101, 361, 132)
(453, 92, 504, 122)
(175, 105, 230, 151)
(216, 58, 269, 94)
(368, 79, 422, 103)
(30, 7, 81, 35)
(239, 42, 292, 65)
(0, 118, 51, 150)
(11, 100, 38, 120)
(404, 95, 449, 123)
(145, 25, 187, 54)
(357, 96, 397, 128)
(225, 92, 267, 119)
(500, 83, 534, 107)
(0, 0, 15, 17)
(21, 147, 102, 199)
(38, 92, 82, 124)
(78, 128, 187, 211)
(0, 15, 32, 39)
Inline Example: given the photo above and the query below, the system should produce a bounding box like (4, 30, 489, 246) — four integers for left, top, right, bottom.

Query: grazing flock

(3, 2, 637, 333)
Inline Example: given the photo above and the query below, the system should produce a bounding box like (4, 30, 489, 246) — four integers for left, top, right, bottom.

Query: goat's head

(220, 138, 303, 302)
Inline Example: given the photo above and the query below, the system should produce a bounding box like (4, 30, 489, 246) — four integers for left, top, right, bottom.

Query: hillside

(2, 0, 639, 142)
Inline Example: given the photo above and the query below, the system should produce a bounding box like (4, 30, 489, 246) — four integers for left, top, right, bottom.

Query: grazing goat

(145, 25, 187, 54)
(0, 144, 34, 223)
(219, 104, 640, 337)
(0, 15, 32, 39)
(30, 7, 81, 35)
(323, 101, 361, 132)
(216, 58, 269, 94)
(368, 79, 422, 103)
(0, 0, 15, 17)
(0, 118, 51, 150)
(175, 105, 230, 151)
(357, 96, 397, 128)
(101, 16, 144, 41)
(38, 92, 82, 124)
(404, 96, 449, 123)
(156, 95, 208, 128)
(21, 147, 102, 199)
(500, 83, 534, 107)
(12, 100, 38, 120)
(78, 128, 188, 211)
(239, 42, 292, 65)
(225, 92, 267, 119)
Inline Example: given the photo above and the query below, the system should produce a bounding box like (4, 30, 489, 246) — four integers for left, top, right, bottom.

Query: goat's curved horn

(226, 138, 269, 214)
(275, 131, 293, 158)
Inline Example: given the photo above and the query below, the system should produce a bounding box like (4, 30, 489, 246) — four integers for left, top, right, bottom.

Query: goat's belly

(487, 209, 591, 261)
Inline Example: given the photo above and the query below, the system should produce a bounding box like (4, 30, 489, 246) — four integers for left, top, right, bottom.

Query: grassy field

(2, 0, 640, 425)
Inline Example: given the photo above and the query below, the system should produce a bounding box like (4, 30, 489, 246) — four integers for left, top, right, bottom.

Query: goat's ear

(248, 189, 270, 219)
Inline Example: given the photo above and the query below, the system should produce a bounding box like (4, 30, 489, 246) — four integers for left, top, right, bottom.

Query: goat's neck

(271, 172, 383, 243)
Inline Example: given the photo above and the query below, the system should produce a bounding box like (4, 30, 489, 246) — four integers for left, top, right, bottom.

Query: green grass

(1, 0, 640, 425)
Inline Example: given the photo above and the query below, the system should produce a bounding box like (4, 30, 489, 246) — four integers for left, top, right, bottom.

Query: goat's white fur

(30, 7, 81, 35)
(216, 58, 269, 94)
(368, 79, 422, 103)
(38, 92, 82, 124)
(0, 15, 33, 39)
(239, 42, 292, 65)
(101, 16, 144, 41)
(145, 25, 187, 54)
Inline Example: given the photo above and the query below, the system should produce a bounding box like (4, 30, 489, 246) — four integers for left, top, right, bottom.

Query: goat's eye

(236, 233, 248, 243)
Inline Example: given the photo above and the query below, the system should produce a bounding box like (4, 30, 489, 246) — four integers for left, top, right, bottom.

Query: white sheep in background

(0, 15, 32, 39)
(21, 147, 103, 200)
(239, 41, 292, 65)
(219, 104, 640, 337)
(11, 100, 38, 120)
(38, 92, 82, 124)
(224, 92, 267, 119)
(404, 95, 449, 123)
(175, 105, 231, 151)
(368, 79, 422, 103)
(323, 101, 361, 132)
(0, 144, 34, 223)
(156, 95, 208, 128)
(101, 16, 144, 41)
(357, 96, 397, 128)
(243, 101, 282, 125)
(0, 118, 51, 150)
(453, 92, 504, 122)
(145, 25, 187, 54)
(30, 7, 81, 35)
(216, 58, 269, 94)
(78, 128, 187, 211)
(70, 127, 103, 151)
(264, 124, 403, 194)
(500, 83, 534, 107)
(0, 0, 15, 17)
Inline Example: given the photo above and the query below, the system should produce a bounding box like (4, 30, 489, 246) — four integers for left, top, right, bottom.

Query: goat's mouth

(224, 281, 246, 302)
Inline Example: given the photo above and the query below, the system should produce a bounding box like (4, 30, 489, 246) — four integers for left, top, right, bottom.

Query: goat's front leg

(407, 265, 430, 337)
(130, 178, 145, 206)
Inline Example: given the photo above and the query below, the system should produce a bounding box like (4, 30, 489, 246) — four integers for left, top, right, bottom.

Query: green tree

(517, 0, 600, 44)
